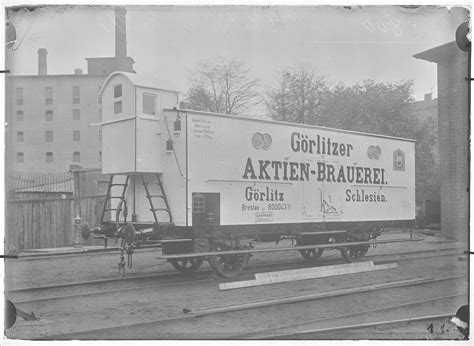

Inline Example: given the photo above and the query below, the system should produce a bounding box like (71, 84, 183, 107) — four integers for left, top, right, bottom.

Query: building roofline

(99, 71, 180, 95)
(413, 41, 461, 63)
(85, 56, 134, 61)
(167, 108, 417, 143)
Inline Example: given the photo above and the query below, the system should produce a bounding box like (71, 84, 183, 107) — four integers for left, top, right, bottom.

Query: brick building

(414, 93, 439, 166)
(413, 41, 469, 241)
(414, 93, 438, 121)
(6, 71, 106, 171)
(5, 6, 134, 172)
(413, 94, 440, 226)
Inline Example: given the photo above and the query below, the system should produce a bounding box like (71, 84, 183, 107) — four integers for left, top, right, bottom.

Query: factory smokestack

(38, 48, 47, 75)
(115, 6, 127, 71)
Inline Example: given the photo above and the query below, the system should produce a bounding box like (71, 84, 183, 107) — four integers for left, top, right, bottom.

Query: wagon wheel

(298, 248, 324, 261)
(168, 257, 204, 273)
(339, 237, 370, 263)
(208, 242, 250, 278)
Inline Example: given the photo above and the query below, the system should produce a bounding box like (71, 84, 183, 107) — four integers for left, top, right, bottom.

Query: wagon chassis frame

(86, 214, 420, 276)
(159, 237, 423, 259)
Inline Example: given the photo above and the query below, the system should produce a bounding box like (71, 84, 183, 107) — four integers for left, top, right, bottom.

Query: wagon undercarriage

(82, 216, 419, 278)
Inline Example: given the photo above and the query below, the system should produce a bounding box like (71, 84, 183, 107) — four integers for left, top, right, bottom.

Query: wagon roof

(168, 108, 416, 143)
(99, 71, 180, 95)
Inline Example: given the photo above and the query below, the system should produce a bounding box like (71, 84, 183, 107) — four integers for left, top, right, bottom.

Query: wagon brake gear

(120, 223, 137, 269)
(122, 223, 137, 245)
(115, 199, 128, 231)
(127, 246, 134, 268)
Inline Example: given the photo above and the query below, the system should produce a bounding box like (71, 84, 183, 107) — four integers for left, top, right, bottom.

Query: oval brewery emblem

(367, 145, 381, 160)
(393, 149, 405, 171)
(252, 132, 272, 150)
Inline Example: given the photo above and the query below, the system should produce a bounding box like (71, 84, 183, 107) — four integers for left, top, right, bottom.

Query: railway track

(239, 296, 463, 338)
(7, 245, 465, 302)
(258, 313, 462, 340)
(40, 274, 466, 339)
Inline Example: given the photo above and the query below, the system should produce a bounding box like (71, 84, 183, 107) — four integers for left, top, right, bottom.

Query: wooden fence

(5, 195, 106, 252)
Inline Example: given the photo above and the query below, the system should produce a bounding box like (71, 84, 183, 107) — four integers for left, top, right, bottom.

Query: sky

(5, 5, 470, 113)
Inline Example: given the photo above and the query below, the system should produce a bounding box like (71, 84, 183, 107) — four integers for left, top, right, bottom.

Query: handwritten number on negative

(427, 323, 448, 334)
(363, 18, 402, 37)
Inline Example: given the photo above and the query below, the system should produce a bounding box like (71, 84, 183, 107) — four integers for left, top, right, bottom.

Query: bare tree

(266, 64, 328, 124)
(265, 71, 292, 122)
(184, 57, 260, 115)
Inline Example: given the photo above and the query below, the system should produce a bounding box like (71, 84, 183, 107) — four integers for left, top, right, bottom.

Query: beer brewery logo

(252, 132, 272, 150)
(367, 145, 381, 160)
(393, 149, 405, 171)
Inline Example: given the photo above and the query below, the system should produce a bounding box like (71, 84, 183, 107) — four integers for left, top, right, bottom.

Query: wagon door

(136, 89, 163, 172)
(192, 193, 220, 226)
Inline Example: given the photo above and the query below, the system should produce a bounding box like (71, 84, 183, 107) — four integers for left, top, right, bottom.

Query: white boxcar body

(100, 72, 416, 229)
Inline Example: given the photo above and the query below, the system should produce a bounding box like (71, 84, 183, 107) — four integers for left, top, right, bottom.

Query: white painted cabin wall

(102, 74, 136, 174)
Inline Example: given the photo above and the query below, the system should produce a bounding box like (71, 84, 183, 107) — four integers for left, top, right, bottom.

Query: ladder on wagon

(100, 173, 172, 225)
(142, 174, 173, 224)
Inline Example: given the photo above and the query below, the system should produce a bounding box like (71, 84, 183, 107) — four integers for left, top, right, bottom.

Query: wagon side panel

(186, 112, 415, 227)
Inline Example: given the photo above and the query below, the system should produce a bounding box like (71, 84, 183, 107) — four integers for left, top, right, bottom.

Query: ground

(3, 228, 469, 340)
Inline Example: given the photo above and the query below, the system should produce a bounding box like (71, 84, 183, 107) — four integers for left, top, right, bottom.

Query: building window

(46, 110, 53, 121)
(99, 108, 102, 121)
(99, 151, 102, 162)
(114, 101, 122, 115)
(114, 84, 123, 115)
(46, 152, 53, 163)
(114, 84, 122, 98)
(72, 86, 80, 104)
(16, 88, 23, 105)
(99, 129, 102, 141)
(45, 87, 53, 105)
(174, 117, 182, 133)
(166, 138, 174, 152)
(16, 110, 24, 121)
(46, 131, 53, 142)
(143, 93, 156, 115)
(16, 131, 24, 142)
(192, 194, 205, 213)
(73, 109, 80, 120)
(16, 152, 24, 163)
(73, 130, 80, 142)
(73, 151, 81, 162)
(98, 85, 102, 104)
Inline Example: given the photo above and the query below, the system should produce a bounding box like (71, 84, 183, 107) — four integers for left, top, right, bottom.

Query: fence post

(73, 215, 83, 248)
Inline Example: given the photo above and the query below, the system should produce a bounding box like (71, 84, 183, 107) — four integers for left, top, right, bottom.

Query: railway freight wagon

(83, 71, 416, 277)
